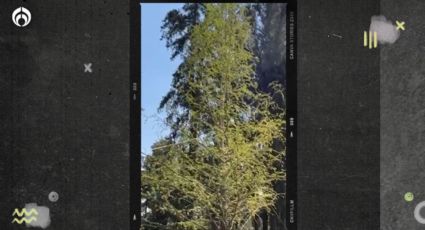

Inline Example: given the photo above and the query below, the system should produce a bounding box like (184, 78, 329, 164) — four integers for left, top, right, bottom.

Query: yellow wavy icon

(12, 216, 38, 224)
(12, 208, 38, 224)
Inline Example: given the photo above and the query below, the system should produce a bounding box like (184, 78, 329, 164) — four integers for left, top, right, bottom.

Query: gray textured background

(298, 0, 425, 229)
(380, 0, 425, 229)
(298, 0, 380, 229)
(0, 1, 131, 229)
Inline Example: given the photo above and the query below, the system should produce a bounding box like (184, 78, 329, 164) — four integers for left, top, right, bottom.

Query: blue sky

(141, 3, 183, 155)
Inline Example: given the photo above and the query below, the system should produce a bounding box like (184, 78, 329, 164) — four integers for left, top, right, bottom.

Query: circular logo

(12, 7, 31, 27)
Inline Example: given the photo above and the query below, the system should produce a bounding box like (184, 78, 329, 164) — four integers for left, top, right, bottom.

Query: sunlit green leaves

(142, 4, 285, 230)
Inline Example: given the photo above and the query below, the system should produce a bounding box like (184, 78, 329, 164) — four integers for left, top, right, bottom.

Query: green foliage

(142, 3, 285, 230)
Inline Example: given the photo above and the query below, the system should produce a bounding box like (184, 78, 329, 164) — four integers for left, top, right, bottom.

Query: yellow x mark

(396, 20, 406, 31)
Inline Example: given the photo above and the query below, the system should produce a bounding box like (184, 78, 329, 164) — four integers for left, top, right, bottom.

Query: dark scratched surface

(0, 1, 130, 229)
(298, 0, 425, 229)
(380, 0, 425, 229)
(298, 0, 380, 229)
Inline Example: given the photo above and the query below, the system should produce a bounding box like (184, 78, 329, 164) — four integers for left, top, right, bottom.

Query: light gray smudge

(24, 203, 51, 229)
(370, 15, 400, 45)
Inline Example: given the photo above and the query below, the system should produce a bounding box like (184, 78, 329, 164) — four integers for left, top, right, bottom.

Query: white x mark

(84, 63, 92, 73)
(396, 20, 405, 31)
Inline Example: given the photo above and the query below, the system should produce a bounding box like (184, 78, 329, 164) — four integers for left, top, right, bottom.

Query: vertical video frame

(140, 2, 294, 229)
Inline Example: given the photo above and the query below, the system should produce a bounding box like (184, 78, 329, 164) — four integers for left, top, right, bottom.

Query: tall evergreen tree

(142, 4, 285, 230)
(159, 3, 205, 138)
(250, 4, 287, 230)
